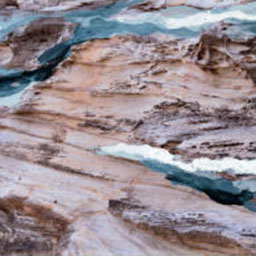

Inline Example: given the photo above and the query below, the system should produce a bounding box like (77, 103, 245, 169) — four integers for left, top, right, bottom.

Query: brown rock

(1, 31, 256, 255)
(4, 17, 74, 70)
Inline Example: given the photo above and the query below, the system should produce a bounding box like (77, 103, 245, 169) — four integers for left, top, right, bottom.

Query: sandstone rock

(0, 33, 255, 255)
(0, 44, 13, 67)
(192, 23, 256, 84)
(109, 198, 256, 255)
(1, 1, 256, 254)
(0, 197, 70, 255)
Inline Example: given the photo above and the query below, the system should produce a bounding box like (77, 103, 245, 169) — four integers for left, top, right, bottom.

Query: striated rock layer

(0, 29, 255, 255)
(1, 1, 256, 256)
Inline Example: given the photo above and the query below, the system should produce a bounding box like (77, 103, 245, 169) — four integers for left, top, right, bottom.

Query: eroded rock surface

(133, 98, 256, 159)
(0, 30, 255, 255)
(129, 25, 256, 159)
(1, 1, 256, 255)
(0, 196, 70, 255)
(0, 0, 118, 11)
(109, 199, 256, 255)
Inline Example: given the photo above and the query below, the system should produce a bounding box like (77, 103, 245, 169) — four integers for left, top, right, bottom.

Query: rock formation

(0, 0, 256, 255)
(0, 0, 117, 11)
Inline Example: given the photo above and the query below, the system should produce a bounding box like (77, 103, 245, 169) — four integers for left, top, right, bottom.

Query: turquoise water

(1, 0, 256, 98)
(144, 160, 255, 209)
(0, 12, 41, 41)
(99, 143, 256, 211)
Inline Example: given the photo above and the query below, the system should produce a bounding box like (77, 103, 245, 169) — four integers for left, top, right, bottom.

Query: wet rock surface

(3, 17, 74, 70)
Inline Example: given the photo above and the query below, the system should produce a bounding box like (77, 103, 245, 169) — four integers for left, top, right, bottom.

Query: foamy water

(113, 9, 256, 30)
(99, 143, 256, 175)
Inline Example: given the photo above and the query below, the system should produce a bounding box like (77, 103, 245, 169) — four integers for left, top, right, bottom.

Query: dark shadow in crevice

(141, 160, 255, 210)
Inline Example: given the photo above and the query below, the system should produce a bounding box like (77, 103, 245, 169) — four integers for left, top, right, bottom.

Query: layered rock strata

(0, 29, 256, 255)
(0, 1, 256, 255)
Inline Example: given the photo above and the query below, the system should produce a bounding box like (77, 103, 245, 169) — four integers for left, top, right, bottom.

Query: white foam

(113, 9, 256, 30)
(100, 143, 256, 175)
